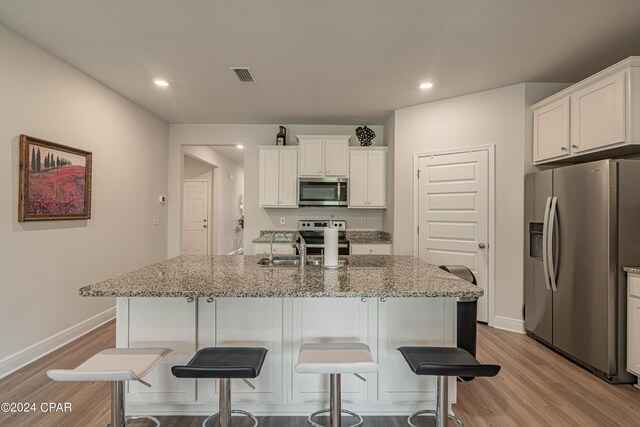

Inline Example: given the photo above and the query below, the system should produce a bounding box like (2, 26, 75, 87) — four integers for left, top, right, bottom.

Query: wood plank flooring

(1, 320, 639, 426)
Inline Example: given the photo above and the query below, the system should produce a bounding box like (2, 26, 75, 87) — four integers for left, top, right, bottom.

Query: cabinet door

(291, 298, 371, 403)
(533, 98, 571, 163)
(126, 298, 197, 403)
(571, 71, 626, 153)
(351, 244, 392, 255)
(349, 151, 368, 207)
(324, 139, 348, 177)
(279, 149, 299, 207)
(299, 140, 324, 177)
(198, 298, 284, 404)
(259, 149, 280, 207)
(367, 150, 386, 207)
(378, 298, 455, 403)
(253, 243, 295, 256)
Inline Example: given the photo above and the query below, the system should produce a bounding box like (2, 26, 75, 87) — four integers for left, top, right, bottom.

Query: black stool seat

(172, 347, 267, 379)
(398, 346, 500, 378)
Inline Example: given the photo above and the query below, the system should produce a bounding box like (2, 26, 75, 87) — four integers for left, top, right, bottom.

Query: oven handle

(305, 243, 349, 248)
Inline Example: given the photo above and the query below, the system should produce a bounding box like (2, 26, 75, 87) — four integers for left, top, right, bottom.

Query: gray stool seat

(47, 347, 172, 427)
(172, 347, 267, 427)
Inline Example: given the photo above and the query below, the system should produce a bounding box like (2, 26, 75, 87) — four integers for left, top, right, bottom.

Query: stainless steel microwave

(298, 178, 348, 206)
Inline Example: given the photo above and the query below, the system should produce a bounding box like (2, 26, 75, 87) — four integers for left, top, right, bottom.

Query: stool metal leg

(201, 378, 258, 427)
(330, 374, 341, 427)
(111, 381, 125, 427)
(407, 376, 463, 427)
(307, 373, 363, 427)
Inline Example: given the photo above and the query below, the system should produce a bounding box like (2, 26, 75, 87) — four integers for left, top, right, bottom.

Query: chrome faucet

(292, 234, 307, 267)
(269, 232, 289, 264)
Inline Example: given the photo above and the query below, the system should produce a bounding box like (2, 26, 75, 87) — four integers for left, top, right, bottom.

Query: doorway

(182, 180, 209, 255)
(414, 146, 495, 323)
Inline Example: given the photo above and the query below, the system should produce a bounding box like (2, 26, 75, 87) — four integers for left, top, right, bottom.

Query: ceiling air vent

(230, 67, 256, 84)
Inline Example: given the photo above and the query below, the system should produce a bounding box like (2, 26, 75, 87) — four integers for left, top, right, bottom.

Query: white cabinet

(198, 298, 284, 404)
(259, 147, 298, 208)
(349, 148, 387, 208)
(291, 298, 372, 403)
(350, 244, 392, 255)
(378, 298, 456, 403)
(627, 274, 640, 383)
(533, 98, 571, 163)
(571, 71, 626, 153)
(532, 57, 640, 165)
(298, 135, 350, 177)
(253, 243, 296, 256)
(120, 297, 197, 404)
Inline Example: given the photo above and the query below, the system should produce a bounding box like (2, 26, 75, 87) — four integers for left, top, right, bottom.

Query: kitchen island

(80, 255, 482, 417)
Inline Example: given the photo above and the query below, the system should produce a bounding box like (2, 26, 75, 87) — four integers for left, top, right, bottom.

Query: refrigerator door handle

(548, 196, 558, 291)
(542, 197, 552, 291)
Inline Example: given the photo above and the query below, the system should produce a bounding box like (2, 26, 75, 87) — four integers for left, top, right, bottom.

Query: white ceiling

(1, 1, 640, 125)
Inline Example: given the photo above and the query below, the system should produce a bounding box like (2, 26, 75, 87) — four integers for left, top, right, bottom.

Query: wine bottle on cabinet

(276, 126, 287, 145)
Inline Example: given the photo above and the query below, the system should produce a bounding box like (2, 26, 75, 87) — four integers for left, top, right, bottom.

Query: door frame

(412, 145, 496, 327)
(183, 178, 211, 255)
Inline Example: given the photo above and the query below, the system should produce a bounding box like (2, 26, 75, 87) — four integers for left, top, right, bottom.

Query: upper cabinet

(533, 98, 570, 163)
(298, 135, 350, 177)
(259, 146, 298, 208)
(532, 57, 640, 165)
(349, 147, 387, 208)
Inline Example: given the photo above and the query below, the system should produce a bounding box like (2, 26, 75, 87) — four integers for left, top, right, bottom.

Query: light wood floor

(1, 321, 639, 426)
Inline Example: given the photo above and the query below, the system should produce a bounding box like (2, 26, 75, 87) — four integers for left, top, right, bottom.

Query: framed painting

(18, 134, 92, 221)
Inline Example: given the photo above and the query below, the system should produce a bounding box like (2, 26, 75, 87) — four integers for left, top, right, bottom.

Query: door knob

(478, 243, 486, 249)
(203, 225, 207, 228)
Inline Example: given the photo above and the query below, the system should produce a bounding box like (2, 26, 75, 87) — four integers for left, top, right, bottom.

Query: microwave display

(298, 179, 348, 206)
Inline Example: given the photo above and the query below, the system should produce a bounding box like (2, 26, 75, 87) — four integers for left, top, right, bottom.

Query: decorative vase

(356, 126, 375, 146)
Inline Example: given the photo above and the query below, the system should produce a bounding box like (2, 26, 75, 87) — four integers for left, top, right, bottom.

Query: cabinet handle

(206, 297, 214, 303)
(380, 297, 387, 303)
(370, 249, 373, 254)
(561, 147, 568, 151)
(186, 297, 194, 303)
(361, 297, 367, 303)
(572, 145, 579, 149)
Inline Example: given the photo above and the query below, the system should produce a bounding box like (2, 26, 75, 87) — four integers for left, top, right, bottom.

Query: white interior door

(417, 150, 489, 322)
(182, 180, 209, 255)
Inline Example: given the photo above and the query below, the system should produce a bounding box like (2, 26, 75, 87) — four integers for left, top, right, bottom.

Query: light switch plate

(153, 216, 160, 225)
(280, 217, 286, 225)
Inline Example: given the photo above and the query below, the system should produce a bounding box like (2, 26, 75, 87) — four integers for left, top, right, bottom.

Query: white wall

(182, 146, 244, 255)
(168, 124, 384, 257)
(0, 25, 169, 361)
(383, 112, 395, 234)
(391, 83, 565, 329)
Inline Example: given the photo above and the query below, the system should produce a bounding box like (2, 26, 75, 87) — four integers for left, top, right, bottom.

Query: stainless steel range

(297, 220, 349, 256)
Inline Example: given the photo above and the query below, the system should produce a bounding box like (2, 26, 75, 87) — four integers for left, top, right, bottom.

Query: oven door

(300, 243, 350, 256)
(298, 178, 348, 206)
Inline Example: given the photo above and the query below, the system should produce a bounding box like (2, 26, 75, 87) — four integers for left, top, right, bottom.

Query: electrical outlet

(361, 217, 366, 225)
(280, 217, 286, 225)
(153, 216, 160, 225)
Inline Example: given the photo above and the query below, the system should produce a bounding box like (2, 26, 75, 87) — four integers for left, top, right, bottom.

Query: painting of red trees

(19, 135, 92, 221)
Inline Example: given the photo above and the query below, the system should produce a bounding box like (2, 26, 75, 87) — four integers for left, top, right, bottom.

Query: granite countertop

(624, 267, 640, 274)
(79, 255, 482, 299)
(252, 231, 298, 244)
(346, 231, 392, 245)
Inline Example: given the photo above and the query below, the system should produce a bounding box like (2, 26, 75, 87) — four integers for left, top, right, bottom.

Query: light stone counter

(79, 255, 481, 298)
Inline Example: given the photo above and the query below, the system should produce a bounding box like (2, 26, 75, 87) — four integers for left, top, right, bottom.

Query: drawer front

(629, 275, 640, 299)
(351, 244, 392, 255)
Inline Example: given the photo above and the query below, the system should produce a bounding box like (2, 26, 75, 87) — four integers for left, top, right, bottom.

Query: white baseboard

(491, 315, 525, 334)
(0, 306, 116, 379)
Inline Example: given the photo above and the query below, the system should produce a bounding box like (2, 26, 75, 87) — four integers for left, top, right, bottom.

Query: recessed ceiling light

(154, 79, 169, 87)
(419, 82, 433, 90)
(236, 144, 244, 149)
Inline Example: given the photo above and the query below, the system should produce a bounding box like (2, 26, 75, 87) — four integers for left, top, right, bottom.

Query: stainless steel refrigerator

(525, 159, 640, 383)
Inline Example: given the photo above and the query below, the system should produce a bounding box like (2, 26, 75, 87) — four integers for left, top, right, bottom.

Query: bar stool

(398, 347, 500, 427)
(47, 347, 172, 427)
(295, 343, 378, 427)
(172, 347, 267, 427)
